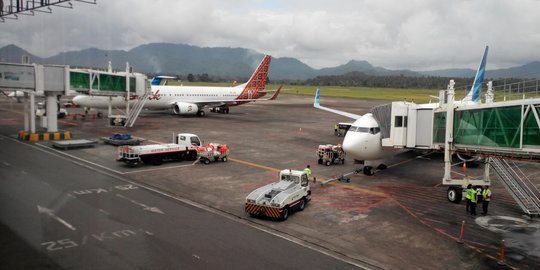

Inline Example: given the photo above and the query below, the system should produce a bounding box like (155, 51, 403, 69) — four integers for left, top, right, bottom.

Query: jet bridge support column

(45, 94, 58, 132)
(443, 80, 455, 182)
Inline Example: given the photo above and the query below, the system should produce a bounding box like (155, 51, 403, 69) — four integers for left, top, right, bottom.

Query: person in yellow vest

(482, 185, 492, 215)
(470, 186, 478, 216)
(334, 123, 340, 136)
(303, 165, 312, 180)
(465, 184, 472, 213)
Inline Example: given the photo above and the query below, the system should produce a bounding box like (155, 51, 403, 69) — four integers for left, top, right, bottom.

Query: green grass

(165, 81, 444, 103)
(269, 84, 444, 103)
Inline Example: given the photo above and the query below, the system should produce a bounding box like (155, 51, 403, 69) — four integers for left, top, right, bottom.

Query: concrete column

(24, 93, 29, 132)
(29, 92, 36, 133)
(443, 80, 455, 182)
(46, 94, 58, 132)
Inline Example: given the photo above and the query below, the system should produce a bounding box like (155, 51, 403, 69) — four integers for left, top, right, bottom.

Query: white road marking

(37, 205, 77, 231)
(4, 135, 369, 269)
(99, 209, 110, 215)
(116, 194, 165, 214)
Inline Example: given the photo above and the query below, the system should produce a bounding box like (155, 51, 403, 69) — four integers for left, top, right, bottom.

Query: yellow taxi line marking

(228, 157, 281, 172)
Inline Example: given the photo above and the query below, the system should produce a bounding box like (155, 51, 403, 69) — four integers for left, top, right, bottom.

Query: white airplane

(314, 46, 489, 175)
(72, 55, 281, 116)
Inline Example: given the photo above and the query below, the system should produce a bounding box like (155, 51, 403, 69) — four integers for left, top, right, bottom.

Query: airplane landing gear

(363, 166, 375, 176)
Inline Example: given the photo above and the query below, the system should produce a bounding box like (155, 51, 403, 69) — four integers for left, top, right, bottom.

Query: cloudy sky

(1, 0, 539, 70)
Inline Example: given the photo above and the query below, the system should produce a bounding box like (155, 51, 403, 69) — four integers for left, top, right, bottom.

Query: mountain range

(1, 43, 538, 80)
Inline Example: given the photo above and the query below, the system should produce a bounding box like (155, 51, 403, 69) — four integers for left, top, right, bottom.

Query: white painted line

(37, 205, 77, 231)
(116, 194, 165, 214)
(4, 135, 371, 269)
(122, 161, 197, 174)
(99, 209, 110, 215)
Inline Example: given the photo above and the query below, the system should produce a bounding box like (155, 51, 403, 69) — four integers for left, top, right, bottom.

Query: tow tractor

(245, 169, 311, 221)
(197, 143, 230, 164)
(317, 144, 346, 166)
(117, 133, 201, 166)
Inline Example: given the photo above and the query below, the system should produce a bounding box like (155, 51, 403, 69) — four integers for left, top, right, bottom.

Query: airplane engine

(173, 102, 198, 115)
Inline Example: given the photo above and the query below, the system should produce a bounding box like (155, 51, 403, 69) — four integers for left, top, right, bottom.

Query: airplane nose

(342, 132, 364, 160)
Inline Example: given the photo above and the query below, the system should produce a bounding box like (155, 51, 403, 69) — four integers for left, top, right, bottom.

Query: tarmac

(1, 94, 540, 269)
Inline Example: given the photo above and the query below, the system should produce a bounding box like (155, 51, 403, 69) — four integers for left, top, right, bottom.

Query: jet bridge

(370, 80, 540, 215)
(0, 61, 149, 140)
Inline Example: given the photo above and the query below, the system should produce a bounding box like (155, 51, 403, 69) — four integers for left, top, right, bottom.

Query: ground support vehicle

(101, 133, 141, 146)
(245, 169, 311, 221)
(197, 143, 230, 164)
(117, 133, 201, 166)
(317, 144, 346, 166)
(335, 122, 352, 136)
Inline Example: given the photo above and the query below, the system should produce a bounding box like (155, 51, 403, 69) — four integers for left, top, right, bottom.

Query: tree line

(152, 70, 528, 90)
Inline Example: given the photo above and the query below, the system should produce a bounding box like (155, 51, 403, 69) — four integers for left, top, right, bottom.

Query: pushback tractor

(245, 169, 311, 221)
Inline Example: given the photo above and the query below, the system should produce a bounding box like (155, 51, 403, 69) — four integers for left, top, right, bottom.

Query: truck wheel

(203, 159, 210, 165)
(298, 198, 307, 211)
(97, 112, 103, 118)
(222, 156, 228, 162)
(318, 158, 323, 165)
(325, 160, 331, 166)
(151, 157, 163, 166)
(447, 186, 462, 203)
(341, 159, 345, 164)
(280, 207, 289, 221)
(187, 151, 197, 161)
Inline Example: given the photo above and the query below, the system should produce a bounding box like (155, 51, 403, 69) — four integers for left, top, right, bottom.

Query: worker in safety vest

(303, 165, 312, 180)
(469, 186, 478, 216)
(482, 185, 492, 215)
(465, 184, 473, 213)
(334, 124, 339, 136)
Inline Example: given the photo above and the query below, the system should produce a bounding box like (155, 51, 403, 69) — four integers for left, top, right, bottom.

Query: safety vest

(466, 188, 473, 200)
(470, 189, 478, 203)
(304, 168, 312, 177)
(482, 189, 491, 201)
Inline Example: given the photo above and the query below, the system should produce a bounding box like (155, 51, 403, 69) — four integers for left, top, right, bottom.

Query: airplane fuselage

(72, 84, 265, 111)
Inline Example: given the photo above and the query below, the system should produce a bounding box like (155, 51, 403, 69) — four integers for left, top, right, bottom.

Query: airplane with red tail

(72, 55, 281, 116)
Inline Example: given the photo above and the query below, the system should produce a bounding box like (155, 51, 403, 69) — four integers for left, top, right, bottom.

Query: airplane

(72, 55, 281, 116)
(314, 46, 489, 176)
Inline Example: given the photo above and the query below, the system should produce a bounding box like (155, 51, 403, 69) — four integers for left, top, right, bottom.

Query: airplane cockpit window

(369, 127, 380, 134)
(358, 127, 370, 133)
(349, 126, 358, 132)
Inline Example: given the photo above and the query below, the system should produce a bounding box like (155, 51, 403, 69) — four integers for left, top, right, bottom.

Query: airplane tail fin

(236, 55, 271, 100)
(462, 46, 489, 103)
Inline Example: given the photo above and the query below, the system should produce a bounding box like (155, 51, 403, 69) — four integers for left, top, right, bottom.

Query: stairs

(124, 91, 150, 127)
(490, 158, 540, 216)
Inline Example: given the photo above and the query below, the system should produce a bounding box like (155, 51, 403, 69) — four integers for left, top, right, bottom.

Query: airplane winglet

(314, 88, 321, 107)
(269, 85, 282, 100)
(312, 87, 362, 120)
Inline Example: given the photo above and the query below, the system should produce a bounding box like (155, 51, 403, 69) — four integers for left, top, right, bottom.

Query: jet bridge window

(395, 116, 408, 127)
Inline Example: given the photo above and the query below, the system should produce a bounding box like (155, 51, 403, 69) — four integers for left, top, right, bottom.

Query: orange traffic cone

(462, 162, 467, 172)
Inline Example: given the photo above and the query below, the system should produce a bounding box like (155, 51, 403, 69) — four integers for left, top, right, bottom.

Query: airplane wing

(313, 88, 362, 120)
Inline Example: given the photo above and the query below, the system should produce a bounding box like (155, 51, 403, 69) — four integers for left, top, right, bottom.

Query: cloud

(1, 0, 540, 70)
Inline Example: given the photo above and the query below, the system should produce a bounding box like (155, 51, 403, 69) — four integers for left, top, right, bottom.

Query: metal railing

(490, 158, 540, 216)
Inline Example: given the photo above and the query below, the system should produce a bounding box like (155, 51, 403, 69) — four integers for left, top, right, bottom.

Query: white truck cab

(245, 169, 311, 221)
